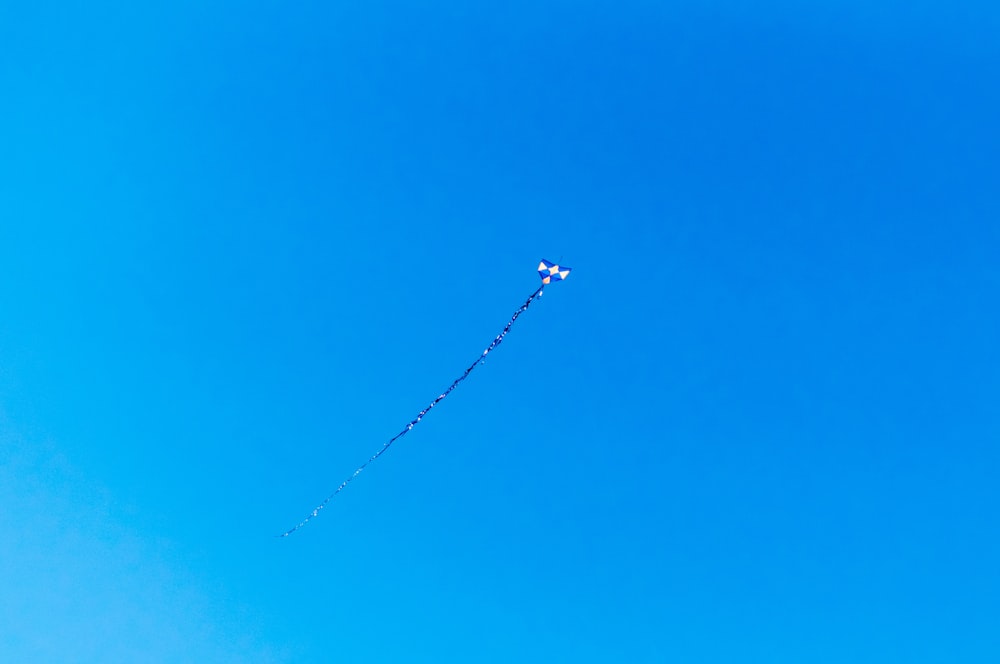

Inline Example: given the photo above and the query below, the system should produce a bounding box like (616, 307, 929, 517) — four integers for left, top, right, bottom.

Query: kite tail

(278, 285, 545, 537)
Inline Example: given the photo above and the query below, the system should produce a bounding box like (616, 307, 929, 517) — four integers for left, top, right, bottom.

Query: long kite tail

(278, 284, 546, 537)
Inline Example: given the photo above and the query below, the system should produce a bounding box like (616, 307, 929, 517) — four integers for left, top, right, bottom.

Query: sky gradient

(1, 2, 998, 662)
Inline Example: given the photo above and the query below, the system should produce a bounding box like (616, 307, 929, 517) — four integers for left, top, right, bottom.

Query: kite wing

(538, 259, 572, 284)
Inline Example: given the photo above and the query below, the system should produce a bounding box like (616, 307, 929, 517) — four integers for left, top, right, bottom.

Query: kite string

(279, 285, 545, 536)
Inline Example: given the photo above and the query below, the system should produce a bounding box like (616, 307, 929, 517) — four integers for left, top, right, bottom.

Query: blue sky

(1, 1, 998, 662)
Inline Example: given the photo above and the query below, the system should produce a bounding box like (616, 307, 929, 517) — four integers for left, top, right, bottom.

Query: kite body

(538, 259, 571, 284)
(280, 259, 570, 536)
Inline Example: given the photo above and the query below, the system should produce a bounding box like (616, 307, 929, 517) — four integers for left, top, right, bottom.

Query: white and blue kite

(280, 259, 572, 536)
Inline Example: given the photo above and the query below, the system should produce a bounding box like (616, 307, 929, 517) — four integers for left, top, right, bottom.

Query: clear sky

(1, 2, 998, 662)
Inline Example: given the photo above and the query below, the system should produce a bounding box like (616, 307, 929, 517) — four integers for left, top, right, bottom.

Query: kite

(279, 259, 572, 536)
